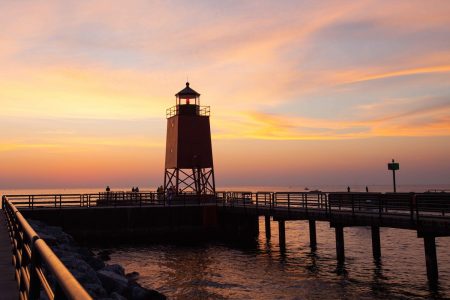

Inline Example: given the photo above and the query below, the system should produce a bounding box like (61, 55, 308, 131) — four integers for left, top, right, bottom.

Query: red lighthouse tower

(164, 82, 216, 196)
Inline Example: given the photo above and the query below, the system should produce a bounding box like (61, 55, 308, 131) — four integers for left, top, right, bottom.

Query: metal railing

(4, 191, 450, 221)
(2, 196, 92, 300)
(166, 105, 210, 118)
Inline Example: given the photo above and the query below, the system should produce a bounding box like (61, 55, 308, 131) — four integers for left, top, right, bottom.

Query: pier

(2, 190, 450, 294)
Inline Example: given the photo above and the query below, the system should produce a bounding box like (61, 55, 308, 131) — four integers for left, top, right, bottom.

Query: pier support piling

(371, 226, 381, 260)
(265, 215, 271, 239)
(335, 225, 345, 262)
(423, 235, 438, 283)
(278, 220, 286, 249)
(309, 220, 317, 250)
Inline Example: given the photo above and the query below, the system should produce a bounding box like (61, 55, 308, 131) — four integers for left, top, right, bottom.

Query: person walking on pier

(347, 186, 351, 192)
(105, 186, 111, 203)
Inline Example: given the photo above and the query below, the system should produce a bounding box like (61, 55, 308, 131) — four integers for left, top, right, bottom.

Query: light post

(387, 159, 399, 193)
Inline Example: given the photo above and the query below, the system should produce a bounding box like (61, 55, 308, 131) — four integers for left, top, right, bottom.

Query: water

(98, 220, 450, 299)
(3, 185, 450, 299)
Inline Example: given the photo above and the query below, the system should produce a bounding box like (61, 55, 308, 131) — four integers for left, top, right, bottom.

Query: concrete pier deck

(0, 212, 18, 300)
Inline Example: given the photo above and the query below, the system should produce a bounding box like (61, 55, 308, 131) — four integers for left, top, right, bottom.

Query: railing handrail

(3, 191, 450, 221)
(2, 196, 92, 300)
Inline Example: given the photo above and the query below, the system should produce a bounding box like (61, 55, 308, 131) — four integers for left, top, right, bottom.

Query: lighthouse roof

(175, 82, 200, 98)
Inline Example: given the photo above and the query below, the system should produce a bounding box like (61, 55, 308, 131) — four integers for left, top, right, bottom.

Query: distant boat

(304, 187, 309, 191)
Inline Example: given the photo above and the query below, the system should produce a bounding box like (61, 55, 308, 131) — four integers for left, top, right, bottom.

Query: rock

(102, 264, 125, 276)
(98, 250, 112, 261)
(78, 247, 106, 271)
(82, 283, 109, 298)
(111, 292, 128, 300)
(126, 271, 140, 282)
(27, 219, 166, 300)
(58, 256, 108, 298)
(97, 270, 129, 294)
(128, 282, 166, 300)
(84, 254, 106, 271)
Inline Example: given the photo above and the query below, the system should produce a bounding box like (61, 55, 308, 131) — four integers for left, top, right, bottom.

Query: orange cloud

(346, 65, 450, 84)
(210, 100, 450, 140)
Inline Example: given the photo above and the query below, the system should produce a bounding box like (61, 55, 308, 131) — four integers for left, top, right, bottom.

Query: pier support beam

(309, 220, 317, 250)
(371, 226, 381, 260)
(265, 215, 271, 239)
(278, 220, 286, 249)
(423, 235, 438, 283)
(335, 225, 345, 262)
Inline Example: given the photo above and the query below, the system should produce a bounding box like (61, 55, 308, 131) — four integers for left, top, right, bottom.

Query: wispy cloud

(212, 95, 450, 140)
(345, 65, 450, 84)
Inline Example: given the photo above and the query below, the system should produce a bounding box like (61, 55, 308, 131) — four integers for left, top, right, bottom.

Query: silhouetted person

(347, 186, 351, 192)
(105, 186, 111, 203)
(366, 186, 369, 192)
(135, 187, 139, 193)
(167, 186, 175, 204)
(156, 186, 163, 201)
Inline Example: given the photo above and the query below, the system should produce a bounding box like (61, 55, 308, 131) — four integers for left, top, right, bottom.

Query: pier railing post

(378, 194, 382, 218)
(327, 194, 331, 217)
(29, 236, 41, 300)
(416, 196, 420, 222)
(305, 194, 309, 214)
(271, 193, 274, 210)
(287, 194, 290, 213)
(351, 195, 355, 215)
(410, 194, 415, 222)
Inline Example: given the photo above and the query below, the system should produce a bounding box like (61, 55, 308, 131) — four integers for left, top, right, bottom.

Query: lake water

(97, 219, 450, 300)
(2, 184, 450, 299)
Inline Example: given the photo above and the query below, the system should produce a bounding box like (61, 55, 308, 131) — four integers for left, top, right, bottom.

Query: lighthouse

(164, 82, 216, 196)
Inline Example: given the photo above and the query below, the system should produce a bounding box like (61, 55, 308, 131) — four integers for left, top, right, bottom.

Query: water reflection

(103, 217, 450, 299)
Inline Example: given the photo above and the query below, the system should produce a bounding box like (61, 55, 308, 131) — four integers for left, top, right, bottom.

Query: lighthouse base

(164, 167, 215, 195)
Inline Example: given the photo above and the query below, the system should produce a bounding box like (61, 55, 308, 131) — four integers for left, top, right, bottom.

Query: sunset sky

(1, 1, 449, 189)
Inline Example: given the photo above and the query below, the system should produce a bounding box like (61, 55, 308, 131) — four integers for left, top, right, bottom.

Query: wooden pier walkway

(0, 212, 19, 300)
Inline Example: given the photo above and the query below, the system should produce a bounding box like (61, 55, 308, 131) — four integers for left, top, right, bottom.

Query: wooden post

(265, 215, 271, 239)
(335, 225, 345, 262)
(423, 235, 438, 283)
(278, 220, 286, 249)
(371, 226, 381, 260)
(309, 220, 317, 250)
